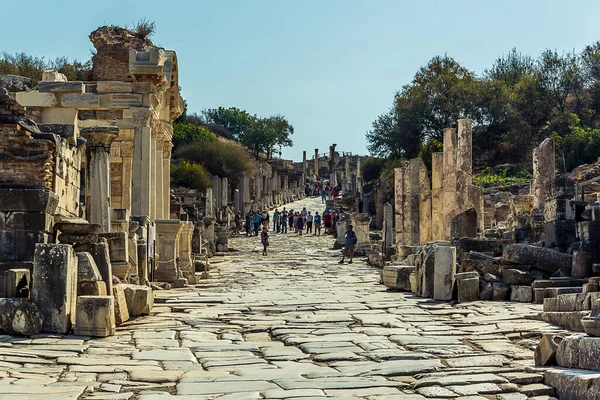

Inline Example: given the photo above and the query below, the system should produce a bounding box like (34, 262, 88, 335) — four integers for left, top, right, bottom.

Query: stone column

(163, 141, 172, 220)
(302, 151, 307, 176)
(137, 238, 148, 285)
(532, 138, 556, 211)
(81, 126, 119, 232)
(234, 189, 241, 213)
(329, 144, 336, 176)
(470, 185, 485, 233)
(205, 188, 214, 218)
(431, 152, 444, 241)
(375, 183, 385, 229)
(383, 203, 393, 254)
(394, 166, 405, 248)
(178, 222, 195, 284)
(410, 158, 431, 245)
(456, 119, 473, 214)
(150, 135, 157, 222)
(314, 149, 319, 178)
(212, 176, 221, 209)
(132, 126, 152, 217)
(154, 220, 183, 283)
(442, 128, 457, 240)
(155, 140, 164, 220)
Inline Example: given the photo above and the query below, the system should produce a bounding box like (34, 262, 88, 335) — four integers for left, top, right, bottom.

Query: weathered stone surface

(0, 298, 42, 336)
(453, 237, 503, 256)
(123, 284, 153, 316)
(503, 269, 533, 286)
(382, 266, 414, 291)
(502, 244, 572, 274)
(480, 280, 493, 300)
(451, 207, 478, 238)
(75, 252, 102, 282)
(0, 74, 32, 92)
(510, 285, 533, 303)
(492, 282, 510, 301)
(112, 284, 129, 324)
(545, 368, 600, 400)
(457, 277, 479, 302)
(32, 243, 77, 334)
(433, 246, 456, 301)
(572, 251, 593, 279)
(74, 295, 115, 337)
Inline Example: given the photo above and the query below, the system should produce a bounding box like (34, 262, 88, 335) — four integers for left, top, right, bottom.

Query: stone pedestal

(334, 220, 347, 249)
(75, 296, 115, 337)
(98, 232, 130, 279)
(80, 126, 119, 232)
(178, 222, 195, 283)
(32, 244, 78, 334)
(349, 213, 372, 254)
(123, 284, 153, 316)
(433, 245, 456, 301)
(155, 220, 183, 282)
(74, 240, 113, 296)
(203, 217, 216, 254)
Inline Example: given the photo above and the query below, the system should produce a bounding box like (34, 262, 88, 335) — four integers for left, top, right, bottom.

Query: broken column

(456, 119, 472, 214)
(431, 152, 444, 241)
(314, 148, 319, 177)
(442, 128, 457, 240)
(532, 138, 556, 211)
(433, 245, 456, 301)
(411, 158, 431, 244)
(383, 203, 393, 254)
(32, 243, 78, 334)
(80, 126, 119, 232)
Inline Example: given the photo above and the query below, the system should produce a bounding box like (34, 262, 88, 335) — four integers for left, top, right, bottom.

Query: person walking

(253, 212, 261, 236)
(288, 211, 295, 234)
(260, 226, 269, 256)
(339, 224, 357, 264)
(297, 213, 304, 235)
(306, 212, 313, 234)
(273, 209, 279, 233)
(321, 187, 327, 203)
(314, 211, 322, 236)
(281, 208, 288, 233)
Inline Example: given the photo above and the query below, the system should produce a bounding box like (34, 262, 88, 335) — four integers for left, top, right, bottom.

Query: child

(260, 226, 269, 256)
(339, 224, 357, 264)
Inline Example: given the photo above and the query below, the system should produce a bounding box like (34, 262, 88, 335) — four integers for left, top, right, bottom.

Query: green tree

(241, 115, 294, 159)
(202, 107, 254, 140)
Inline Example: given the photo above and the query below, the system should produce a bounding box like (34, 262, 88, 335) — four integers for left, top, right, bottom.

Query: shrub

(171, 161, 211, 191)
(175, 139, 253, 186)
(361, 157, 386, 183)
(172, 122, 216, 150)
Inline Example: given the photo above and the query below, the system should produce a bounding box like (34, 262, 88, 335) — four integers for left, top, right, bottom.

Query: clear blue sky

(2, 0, 600, 161)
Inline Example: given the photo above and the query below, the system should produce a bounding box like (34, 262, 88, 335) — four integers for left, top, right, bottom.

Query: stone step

(545, 367, 600, 399)
(535, 311, 589, 332)
(544, 287, 583, 297)
(543, 292, 600, 312)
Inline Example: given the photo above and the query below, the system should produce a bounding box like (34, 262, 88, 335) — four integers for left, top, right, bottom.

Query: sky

(2, 0, 600, 161)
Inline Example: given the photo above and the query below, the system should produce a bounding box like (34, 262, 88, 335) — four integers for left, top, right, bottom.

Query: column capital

(80, 126, 119, 150)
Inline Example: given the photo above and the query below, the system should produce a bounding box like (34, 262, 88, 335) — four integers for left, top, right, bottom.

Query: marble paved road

(0, 196, 564, 399)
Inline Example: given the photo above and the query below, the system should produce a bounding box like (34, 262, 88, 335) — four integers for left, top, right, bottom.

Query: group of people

(305, 183, 341, 203)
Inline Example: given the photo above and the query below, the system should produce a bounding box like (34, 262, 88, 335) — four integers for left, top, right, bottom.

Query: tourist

(273, 209, 279, 233)
(281, 207, 288, 233)
(323, 209, 332, 235)
(339, 224, 357, 264)
(321, 187, 327, 203)
(297, 212, 304, 235)
(288, 210, 295, 233)
(234, 213, 241, 235)
(262, 210, 269, 229)
(301, 207, 307, 221)
(306, 211, 313, 234)
(253, 212, 261, 236)
(314, 211, 322, 236)
(260, 226, 269, 256)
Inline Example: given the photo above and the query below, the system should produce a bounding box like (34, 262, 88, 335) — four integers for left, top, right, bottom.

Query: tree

(202, 107, 254, 140)
(240, 115, 294, 159)
(171, 161, 211, 191)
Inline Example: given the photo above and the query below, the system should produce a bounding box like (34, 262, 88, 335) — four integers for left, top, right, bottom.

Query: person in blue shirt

(253, 212, 261, 236)
(313, 211, 322, 236)
(339, 224, 357, 264)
